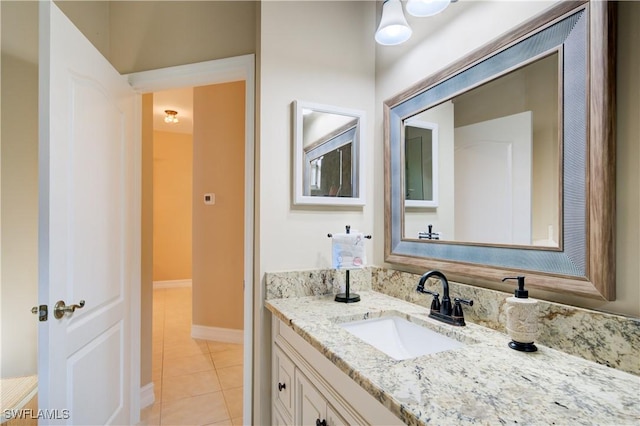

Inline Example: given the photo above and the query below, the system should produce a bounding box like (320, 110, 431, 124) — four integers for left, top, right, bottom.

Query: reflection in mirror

(404, 120, 438, 208)
(385, 1, 617, 300)
(305, 122, 355, 197)
(293, 101, 365, 206)
(402, 52, 560, 248)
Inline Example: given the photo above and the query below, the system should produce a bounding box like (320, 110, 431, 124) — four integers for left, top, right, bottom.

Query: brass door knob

(54, 300, 85, 319)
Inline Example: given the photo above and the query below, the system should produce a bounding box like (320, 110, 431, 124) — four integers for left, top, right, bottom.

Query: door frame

(127, 54, 255, 424)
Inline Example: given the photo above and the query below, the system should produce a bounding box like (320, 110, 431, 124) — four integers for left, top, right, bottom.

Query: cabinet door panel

(273, 405, 293, 426)
(274, 345, 296, 418)
(297, 371, 327, 426)
(327, 404, 350, 426)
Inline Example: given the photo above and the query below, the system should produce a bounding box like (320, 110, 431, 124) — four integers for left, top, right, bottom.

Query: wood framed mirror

(384, 1, 616, 300)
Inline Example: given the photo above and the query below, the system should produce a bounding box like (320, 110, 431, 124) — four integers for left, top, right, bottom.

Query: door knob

(54, 300, 85, 319)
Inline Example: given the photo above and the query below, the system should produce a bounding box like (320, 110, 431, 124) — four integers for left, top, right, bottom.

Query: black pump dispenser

(503, 276, 528, 298)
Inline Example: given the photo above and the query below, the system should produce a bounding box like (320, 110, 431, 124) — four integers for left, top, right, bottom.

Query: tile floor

(140, 287, 244, 426)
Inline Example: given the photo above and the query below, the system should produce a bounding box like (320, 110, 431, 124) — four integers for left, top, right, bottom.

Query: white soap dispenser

(502, 276, 539, 352)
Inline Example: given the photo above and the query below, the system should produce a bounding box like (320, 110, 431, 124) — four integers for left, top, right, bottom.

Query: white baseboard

(140, 382, 155, 409)
(153, 279, 192, 289)
(191, 324, 244, 344)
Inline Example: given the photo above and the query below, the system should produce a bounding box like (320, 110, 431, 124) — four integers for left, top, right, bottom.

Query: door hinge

(31, 305, 48, 322)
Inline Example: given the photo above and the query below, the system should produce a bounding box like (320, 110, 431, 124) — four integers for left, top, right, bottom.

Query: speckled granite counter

(265, 291, 640, 426)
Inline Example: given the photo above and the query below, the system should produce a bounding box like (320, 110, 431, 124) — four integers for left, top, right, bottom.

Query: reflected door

(454, 111, 532, 245)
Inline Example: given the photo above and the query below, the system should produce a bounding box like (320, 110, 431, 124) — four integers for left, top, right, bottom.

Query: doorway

(129, 55, 255, 425)
(147, 81, 247, 424)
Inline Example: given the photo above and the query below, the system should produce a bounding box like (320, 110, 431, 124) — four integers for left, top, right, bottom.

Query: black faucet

(417, 270, 473, 326)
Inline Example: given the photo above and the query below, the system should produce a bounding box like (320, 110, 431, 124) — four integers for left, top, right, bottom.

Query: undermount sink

(339, 315, 465, 360)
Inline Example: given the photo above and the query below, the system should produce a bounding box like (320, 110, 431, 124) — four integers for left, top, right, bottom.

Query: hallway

(141, 287, 243, 425)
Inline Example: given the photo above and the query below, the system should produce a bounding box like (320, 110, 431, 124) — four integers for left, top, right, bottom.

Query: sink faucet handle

(454, 297, 473, 306)
(453, 297, 473, 321)
(419, 289, 441, 312)
(451, 298, 473, 326)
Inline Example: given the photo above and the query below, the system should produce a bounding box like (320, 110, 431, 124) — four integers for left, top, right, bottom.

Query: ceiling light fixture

(406, 0, 451, 17)
(164, 110, 179, 124)
(375, 0, 412, 46)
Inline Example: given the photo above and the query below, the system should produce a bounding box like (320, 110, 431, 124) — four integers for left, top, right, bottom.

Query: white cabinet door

(273, 405, 292, 426)
(273, 345, 295, 423)
(326, 404, 350, 426)
(297, 371, 327, 426)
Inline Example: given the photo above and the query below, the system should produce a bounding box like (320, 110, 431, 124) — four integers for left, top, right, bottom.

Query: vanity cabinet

(271, 317, 403, 426)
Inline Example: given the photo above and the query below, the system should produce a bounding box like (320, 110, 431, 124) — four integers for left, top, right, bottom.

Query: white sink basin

(339, 315, 464, 360)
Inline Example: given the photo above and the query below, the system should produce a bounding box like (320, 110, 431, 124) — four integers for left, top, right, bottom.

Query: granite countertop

(265, 291, 640, 426)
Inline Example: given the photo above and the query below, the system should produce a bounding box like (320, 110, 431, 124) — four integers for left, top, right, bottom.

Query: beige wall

(153, 131, 193, 281)
(376, 1, 640, 317)
(257, 1, 376, 421)
(140, 93, 154, 387)
(0, 54, 39, 379)
(55, 1, 110, 59)
(56, 1, 257, 74)
(614, 1, 640, 318)
(1, 1, 39, 379)
(108, 1, 256, 74)
(192, 82, 245, 330)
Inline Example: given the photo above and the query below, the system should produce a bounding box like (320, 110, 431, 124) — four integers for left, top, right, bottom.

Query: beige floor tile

(139, 402, 161, 426)
(163, 342, 209, 360)
(207, 341, 243, 354)
(164, 337, 208, 351)
(210, 349, 243, 369)
(163, 353, 213, 378)
(146, 287, 243, 425)
(216, 365, 243, 391)
(160, 392, 229, 426)
(153, 367, 163, 382)
(153, 366, 163, 383)
(153, 382, 162, 403)
(222, 387, 243, 419)
(162, 370, 222, 403)
(165, 313, 190, 322)
(204, 419, 233, 426)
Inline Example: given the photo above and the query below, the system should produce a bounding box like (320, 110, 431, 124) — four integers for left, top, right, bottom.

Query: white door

(38, 2, 138, 424)
(454, 111, 532, 245)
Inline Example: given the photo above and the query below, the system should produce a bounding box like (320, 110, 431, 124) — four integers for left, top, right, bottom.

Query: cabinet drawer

(273, 345, 295, 418)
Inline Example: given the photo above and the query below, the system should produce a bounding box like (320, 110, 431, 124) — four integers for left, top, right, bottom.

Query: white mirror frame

(293, 100, 366, 206)
(403, 119, 439, 208)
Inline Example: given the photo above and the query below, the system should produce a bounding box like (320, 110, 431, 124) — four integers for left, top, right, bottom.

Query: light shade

(164, 109, 179, 124)
(406, 0, 451, 17)
(375, 0, 412, 46)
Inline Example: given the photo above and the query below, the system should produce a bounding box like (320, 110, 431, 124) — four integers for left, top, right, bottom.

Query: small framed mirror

(293, 100, 365, 206)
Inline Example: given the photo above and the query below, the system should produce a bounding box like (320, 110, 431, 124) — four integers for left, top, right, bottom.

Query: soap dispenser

(502, 276, 538, 352)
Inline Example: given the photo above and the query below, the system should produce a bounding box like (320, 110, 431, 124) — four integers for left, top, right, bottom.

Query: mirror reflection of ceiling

(303, 111, 355, 149)
(153, 87, 194, 135)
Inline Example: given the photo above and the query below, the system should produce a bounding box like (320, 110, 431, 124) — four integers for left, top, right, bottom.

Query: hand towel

(332, 232, 366, 269)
